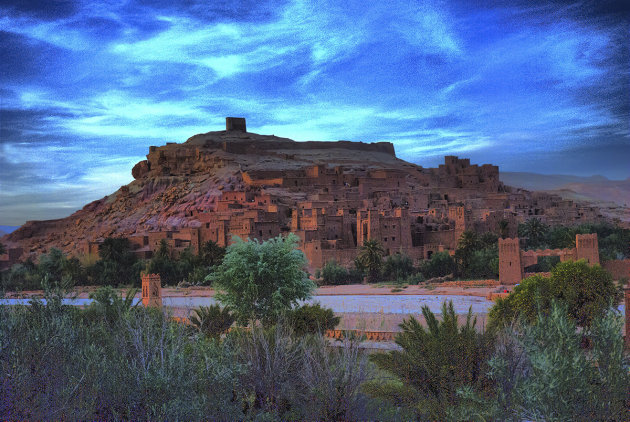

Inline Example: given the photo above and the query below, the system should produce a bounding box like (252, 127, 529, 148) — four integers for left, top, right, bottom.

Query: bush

(382, 253, 414, 282)
(229, 323, 370, 420)
(320, 260, 350, 285)
(483, 302, 630, 421)
(419, 251, 455, 279)
(286, 303, 340, 336)
(405, 272, 426, 284)
(489, 259, 622, 329)
(366, 301, 493, 420)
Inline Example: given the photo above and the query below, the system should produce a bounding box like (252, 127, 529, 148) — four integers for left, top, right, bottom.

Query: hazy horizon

(1, 0, 628, 226)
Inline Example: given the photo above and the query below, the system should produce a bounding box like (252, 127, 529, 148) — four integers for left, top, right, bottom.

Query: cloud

(0, 0, 628, 225)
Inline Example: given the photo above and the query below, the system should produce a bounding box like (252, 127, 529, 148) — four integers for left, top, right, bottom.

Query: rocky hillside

(1, 130, 411, 256)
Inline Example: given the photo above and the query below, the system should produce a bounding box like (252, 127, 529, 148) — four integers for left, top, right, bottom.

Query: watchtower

(499, 238, 523, 285)
(575, 233, 599, 265)
(226, 117, 246, 132)
(142, 273, 162, 307)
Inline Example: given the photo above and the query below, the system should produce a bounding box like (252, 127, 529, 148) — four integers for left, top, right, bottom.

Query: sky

(0, 0, 628, 226)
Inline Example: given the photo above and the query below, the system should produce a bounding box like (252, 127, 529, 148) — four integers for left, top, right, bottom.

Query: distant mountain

(501, 172, 630, 223)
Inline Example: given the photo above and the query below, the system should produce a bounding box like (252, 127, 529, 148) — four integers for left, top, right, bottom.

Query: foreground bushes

(0, 288, 373, 421)
(1, 287, 627, 420)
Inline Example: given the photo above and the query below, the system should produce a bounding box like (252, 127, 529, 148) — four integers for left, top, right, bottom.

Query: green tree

(382, 253, 414, 282)
(90, 237, 140, 286)
(209, 234, 315, 326)
(518, 217, 549, 249)
(0, 242, 5, 255)
(146, 240, 182, 286)
(366, 301, 492, 420)
(356, 240, 384, 283)
(489, 259, 622, 329)
(199, 240, 226, 268)
(419, 251, 455, 279)
(454, 230, 481, 276)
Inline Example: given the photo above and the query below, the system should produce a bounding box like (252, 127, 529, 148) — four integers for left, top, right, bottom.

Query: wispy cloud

(0, 0, 628, 225)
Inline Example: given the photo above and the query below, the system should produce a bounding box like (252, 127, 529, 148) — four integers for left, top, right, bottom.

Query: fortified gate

(499, 233, 599, 284)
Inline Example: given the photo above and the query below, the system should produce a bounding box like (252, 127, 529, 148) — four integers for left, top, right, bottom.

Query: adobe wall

(602, 259, 630, 280)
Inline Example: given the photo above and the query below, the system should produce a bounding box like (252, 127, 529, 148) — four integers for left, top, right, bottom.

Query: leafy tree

(286, 303, 340, 336)
(319, 260, 351, 285)
(209, 234, 315, 326)
(356, 240, 384, 283)
(489, 259, 622, 329)
(199, 240, 226, 268)
(419, 251, 455, 279)
(466, 246, 499, 279)
(366, 301, 492, 420)
(189, 304, 234, 339)
(518, 217, 549, 249)
(382, 253, 414, 282)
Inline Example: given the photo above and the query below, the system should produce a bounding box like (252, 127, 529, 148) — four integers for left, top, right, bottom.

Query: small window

(384, 237, 388, 242)
(392, 237, 396, 241)
(206, 223, 210, 228)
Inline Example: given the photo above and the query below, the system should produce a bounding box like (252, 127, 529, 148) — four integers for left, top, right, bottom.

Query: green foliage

(286, 303, 340, 336)
(518, 217, 549, 249)
(84, 286, 139, 324)
(146, 240, 182, 286)
(199, 240, 226, 268)
(210, 234, 315, 326)
(229, 323, 370, 420)
(520, 221, 630, 260)
(485, 302, 630, 421)
(419, 251, 455, 279)
(489, 259, 622, 329)
(89, 237, 141, 286)
(357, 240, 385, 283)
(320, 260, 351, 285)
(382, 253, 414, 282)
(0, 242, 5, 255)
(366, 301, 493, 420)
(189, 304, 235, 339)
(1, 249, 85, 291)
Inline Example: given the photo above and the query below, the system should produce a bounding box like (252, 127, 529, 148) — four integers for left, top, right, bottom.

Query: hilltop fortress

(1, 118, 607, 271)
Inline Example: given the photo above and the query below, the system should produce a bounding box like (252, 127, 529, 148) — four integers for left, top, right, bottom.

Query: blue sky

(1, 0, 628, 226)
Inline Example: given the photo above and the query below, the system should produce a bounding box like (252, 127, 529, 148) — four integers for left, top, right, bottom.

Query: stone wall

(602, 259, 630, 280)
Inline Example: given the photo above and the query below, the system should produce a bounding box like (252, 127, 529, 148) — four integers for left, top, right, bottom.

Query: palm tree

(357, 240, 385, 283)
(519, 218, 549, 249)
(189, 305, 235, 339)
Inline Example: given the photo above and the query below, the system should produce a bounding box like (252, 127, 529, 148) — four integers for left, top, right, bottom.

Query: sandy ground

(3, 283, 500, 299)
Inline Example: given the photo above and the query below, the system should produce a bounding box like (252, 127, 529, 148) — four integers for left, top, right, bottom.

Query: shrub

(366, 301, 493, 420)
(484, 302, 630, 421)
(286, 303, 340, 336)
(320, 260, 350, 285)
(382, 253, 414, 282)
(489, 259, 622, 329)
(419, 251, 455, 279)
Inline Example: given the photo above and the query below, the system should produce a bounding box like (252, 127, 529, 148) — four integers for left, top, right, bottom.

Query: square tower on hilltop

(226, 117, 247, 132)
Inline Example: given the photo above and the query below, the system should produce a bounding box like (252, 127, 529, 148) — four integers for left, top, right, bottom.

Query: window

(392, 237, 396, 241)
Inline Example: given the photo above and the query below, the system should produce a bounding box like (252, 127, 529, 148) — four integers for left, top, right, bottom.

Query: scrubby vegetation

(489, 259, 623, 329)
(1, 239, 225, 291)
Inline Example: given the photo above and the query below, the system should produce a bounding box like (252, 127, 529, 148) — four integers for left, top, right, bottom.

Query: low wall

(603, 259, 630, 280)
